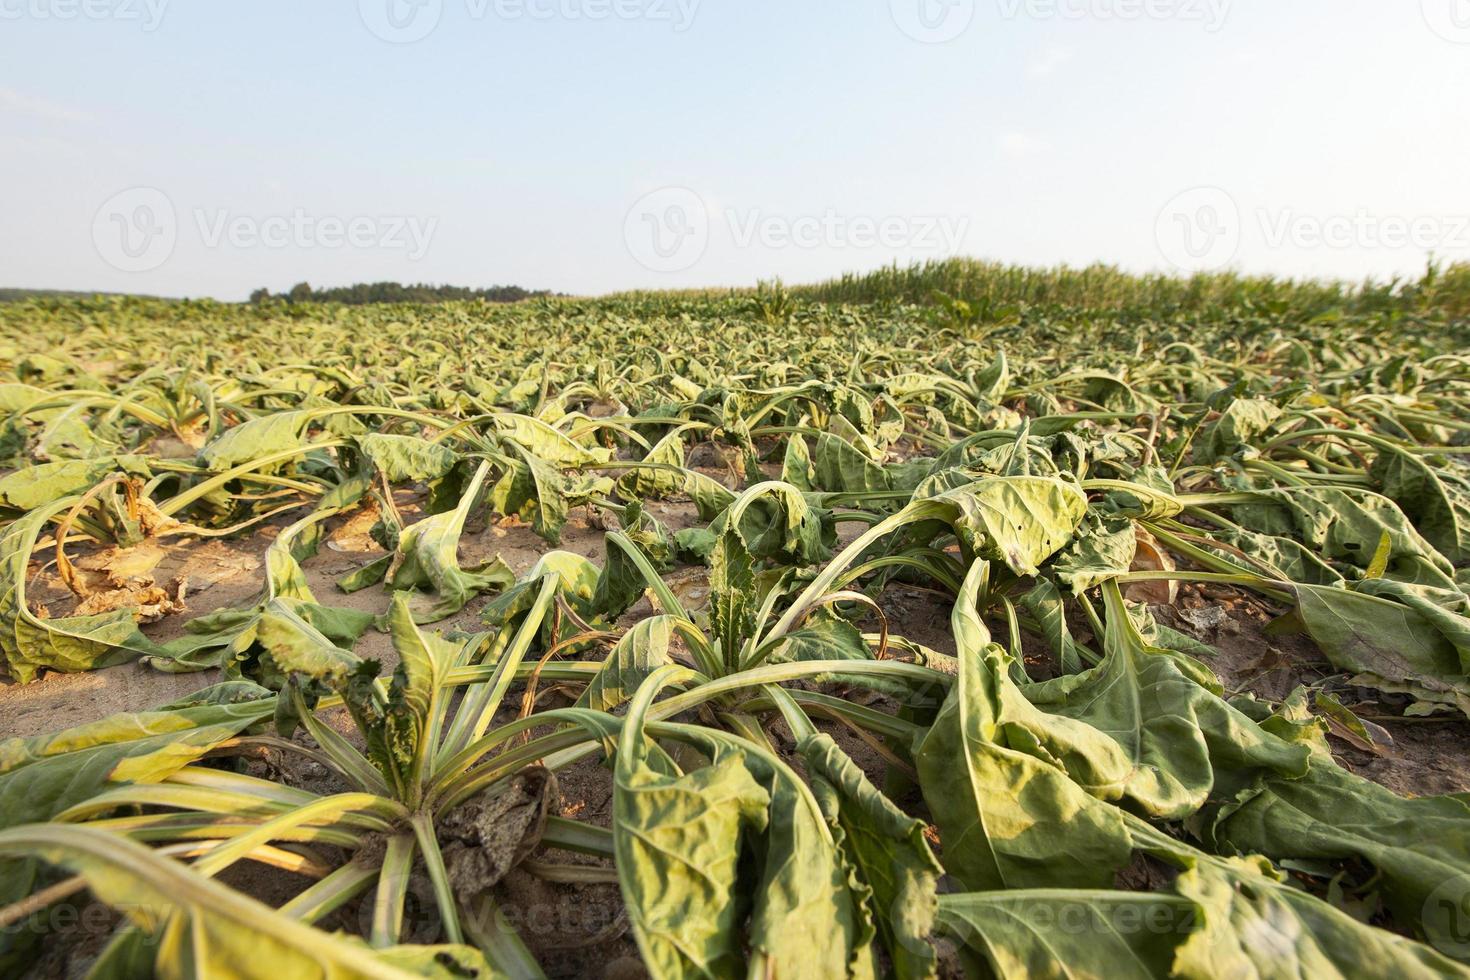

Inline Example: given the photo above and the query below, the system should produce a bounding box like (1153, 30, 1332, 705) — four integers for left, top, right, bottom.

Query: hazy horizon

(3, 251, 1464, 307)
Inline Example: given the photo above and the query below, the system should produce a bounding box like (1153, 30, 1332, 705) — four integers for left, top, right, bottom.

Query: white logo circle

(92, 187, 177, 274)
(890, 0, 975, 43)
(1422, 0, 1470, 43)
(359, 0, 443, 43)
(1155, 186, 1241, 273)
(624, 187, 710, 274)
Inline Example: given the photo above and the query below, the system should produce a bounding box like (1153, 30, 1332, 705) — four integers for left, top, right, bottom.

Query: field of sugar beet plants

(1, 260, 1470, 979)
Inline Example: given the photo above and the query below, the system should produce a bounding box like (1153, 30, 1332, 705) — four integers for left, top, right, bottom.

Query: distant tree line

(248, 282, 555, 305)
(0, 288, 138, 303)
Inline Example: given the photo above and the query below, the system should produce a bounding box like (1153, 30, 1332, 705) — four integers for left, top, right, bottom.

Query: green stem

(410, 812, 463, 944)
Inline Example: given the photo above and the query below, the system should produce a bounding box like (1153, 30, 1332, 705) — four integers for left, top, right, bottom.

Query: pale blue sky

(2, 0, 1467, 299)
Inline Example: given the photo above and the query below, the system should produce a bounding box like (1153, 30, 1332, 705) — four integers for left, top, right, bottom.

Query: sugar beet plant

(1, 265, 1470, 978)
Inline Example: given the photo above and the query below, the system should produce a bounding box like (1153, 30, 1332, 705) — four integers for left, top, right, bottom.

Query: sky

(1, 0, 1468, 301)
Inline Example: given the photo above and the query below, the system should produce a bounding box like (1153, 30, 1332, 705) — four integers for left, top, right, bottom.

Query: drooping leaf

(576, 616, 677, 713)
(801, 733, 942, 980)
(1290, 583, 1470, 717)
(1004, 581, 1310, 819)
(0, 455, 152, 511)
(0, 824, 495, 980)
(781, 432, 815, 491)
(659, 719, 878, 979)
(921, 476, 1089, 577)
(592, 503, 677, 621)
(1370, 447, 1470, 565)
(0, 498, 164, 683)
(1171, 854, 1468, 978)
(813, 432, 912, 494)
(1205, 755, 1470, 957)
(936, 890, 1192, 980)
(1194, 397, 1283, 462)
(1232, 486, 1458, 588)
(0, 698, 273, 830)
(387, 460, 516, 622)
(356, 433, 458, 484)
(612, 675, 771, 980)
(914, 563, 1131, 891)
(380, 592, 460, 786)
(618, 426, 692, 499)
(684, 725, 878, 979)
(197, 410, 312, 472)
(480, 551, 601, 649)
(1018, 578, 1093, 674)
(1050, 510, 1137, 593)
(770, 610, 872, 664)
(487, 441, 612, 545)
(488, 413, 612, 467)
